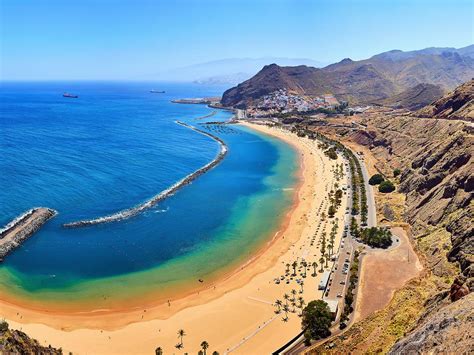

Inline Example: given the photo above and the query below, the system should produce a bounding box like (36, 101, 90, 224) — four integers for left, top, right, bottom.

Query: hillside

(221, 46, 474, 108)
(0, 322, 62, 354)
(417, 79, 474, 121)
(375, 83, 445, 110)
(299, 82, 473, 352)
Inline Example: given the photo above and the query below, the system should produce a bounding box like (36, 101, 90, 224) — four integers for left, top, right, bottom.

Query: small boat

(63, 92, 79, 98)
(150, 90, 165, 93)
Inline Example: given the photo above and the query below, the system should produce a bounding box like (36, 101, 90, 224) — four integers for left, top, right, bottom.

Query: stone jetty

(63, 121, 228, 228)
(0, 208, 57, 261)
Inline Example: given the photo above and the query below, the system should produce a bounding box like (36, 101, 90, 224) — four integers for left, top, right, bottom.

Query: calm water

(0, 81, 297, 307)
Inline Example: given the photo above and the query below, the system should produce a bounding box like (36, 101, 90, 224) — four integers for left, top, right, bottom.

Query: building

(318, 270, 331, 290)
(325, 299, 339, 319)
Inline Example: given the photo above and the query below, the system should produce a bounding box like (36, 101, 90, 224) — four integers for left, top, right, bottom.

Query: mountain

(416, 79, 474, 121)
(221, 46, 474, 108)
(375, 83, 445, 110)
(151, 57, 327, 84)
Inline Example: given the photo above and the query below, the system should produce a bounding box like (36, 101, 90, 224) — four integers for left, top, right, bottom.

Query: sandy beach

(1, 122, 349, 354)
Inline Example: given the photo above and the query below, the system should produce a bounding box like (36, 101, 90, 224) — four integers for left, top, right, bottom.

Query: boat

(150, 90, 165, 93)
(63, 93, 79, 98)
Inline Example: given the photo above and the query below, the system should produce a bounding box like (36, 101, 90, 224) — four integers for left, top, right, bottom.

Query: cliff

(416, 78, 474, 121)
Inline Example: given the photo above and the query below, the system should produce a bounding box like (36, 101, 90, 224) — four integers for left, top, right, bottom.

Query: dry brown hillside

(417, 78, 474, 121)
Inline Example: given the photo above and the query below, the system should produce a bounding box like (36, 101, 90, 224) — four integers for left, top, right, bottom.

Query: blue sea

(0, 81, 297, 309)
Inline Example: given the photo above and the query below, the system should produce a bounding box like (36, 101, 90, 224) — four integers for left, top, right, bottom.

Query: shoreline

(1, 122, 334, 354)
(0, 122, 303, 320)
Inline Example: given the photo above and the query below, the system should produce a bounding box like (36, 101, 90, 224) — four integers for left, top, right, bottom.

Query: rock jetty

(0, 208, 57, 261)
(63, 121, 228, 228)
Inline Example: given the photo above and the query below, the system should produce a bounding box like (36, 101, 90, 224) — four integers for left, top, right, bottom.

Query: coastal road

(355, 154, 377, 228)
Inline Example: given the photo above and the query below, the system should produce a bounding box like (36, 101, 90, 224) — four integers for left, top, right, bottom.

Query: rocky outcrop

(388, 293, 474, 354)
(0, 323, 62, 354)
(416, 79, 474, 121)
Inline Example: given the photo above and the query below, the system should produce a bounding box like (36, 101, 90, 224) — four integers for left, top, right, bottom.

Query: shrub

(368, 174, 384, 185)
(393, 168, 401, 177)
(379, 180, 395, 193)
(0, 319, 8, 332)
(359, 227, 393, 248)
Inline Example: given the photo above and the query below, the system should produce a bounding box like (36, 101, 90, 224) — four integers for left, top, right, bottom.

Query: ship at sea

(63, 92, 79, 98)
(150, 90, 165, 93)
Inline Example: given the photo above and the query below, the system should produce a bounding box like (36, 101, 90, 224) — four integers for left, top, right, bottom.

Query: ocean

(0, 81, 297, 310)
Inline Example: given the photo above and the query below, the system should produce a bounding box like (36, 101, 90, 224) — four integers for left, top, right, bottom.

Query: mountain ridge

(221, 46, 474, 108)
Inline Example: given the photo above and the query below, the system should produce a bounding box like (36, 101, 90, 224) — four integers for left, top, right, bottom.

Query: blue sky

(1, 0, 473, 80)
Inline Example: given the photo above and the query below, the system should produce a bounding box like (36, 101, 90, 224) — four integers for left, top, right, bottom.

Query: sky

(1, 0, 473, 80)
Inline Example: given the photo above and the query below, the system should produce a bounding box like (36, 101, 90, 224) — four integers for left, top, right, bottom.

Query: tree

(155, 347, 163, 355)
(368, 174, 384, 185)
(328, 205, 336, 218)
(301, 300, 332, 342)
(311, 262, 318, 276)
(275, 299, 283, 314)
(177, 329, 186, 347)
(379, 180, 395, 193)
(393, 168, 401, 177)
(201, 341, 209, 355)
(292, 261, 298, 276)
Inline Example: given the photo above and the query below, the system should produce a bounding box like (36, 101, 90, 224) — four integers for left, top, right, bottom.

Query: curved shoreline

(63, 121, 228, 228)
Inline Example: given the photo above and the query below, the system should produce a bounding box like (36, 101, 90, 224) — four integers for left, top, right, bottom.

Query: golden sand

(1, 122, 349, 354)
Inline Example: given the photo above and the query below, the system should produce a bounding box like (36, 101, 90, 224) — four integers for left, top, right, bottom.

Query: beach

(1, 122, 349, 354)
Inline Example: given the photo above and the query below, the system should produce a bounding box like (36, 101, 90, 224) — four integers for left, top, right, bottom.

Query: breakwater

(0, 208, 57, 261)
(63, 121, 228, 228)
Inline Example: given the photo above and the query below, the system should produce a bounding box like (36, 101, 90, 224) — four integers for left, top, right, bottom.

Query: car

(342, 271, 348, 275)
(337, 293, 343, 298)
(345, 258, 350, 263)
(340, 280, 346, 285)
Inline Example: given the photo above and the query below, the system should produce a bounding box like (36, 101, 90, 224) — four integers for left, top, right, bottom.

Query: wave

(63, 121, 228, 228)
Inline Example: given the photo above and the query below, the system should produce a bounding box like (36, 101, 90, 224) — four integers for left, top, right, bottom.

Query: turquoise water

(0, 82, 297, 306)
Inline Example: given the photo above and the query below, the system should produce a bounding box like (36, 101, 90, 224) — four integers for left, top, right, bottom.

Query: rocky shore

(0, 208, 57, 261)
(63, 121, 228, 228)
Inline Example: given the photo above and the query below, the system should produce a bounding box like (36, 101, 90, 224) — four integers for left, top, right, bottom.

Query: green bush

(359, 227, 393, 248)
(301, 300, 332, 341)
(368, 174, 384, 185)
(393, 168, 401, 177)
(0, 319, 9, 332)
(379, 180, 395, 193)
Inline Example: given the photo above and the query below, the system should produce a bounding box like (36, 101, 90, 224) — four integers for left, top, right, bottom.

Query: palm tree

(319, 256, 325, 272)
(212, 352, 219, 355)
(282, 304, 290, 322)
(290, 289, 297, 302)
(312, 261, 317, 276)
(292, 261, 298, 276)
(325, 253, 329, 268)
(201, 341, 209, 355)
(285, 263, 290, 274)
(275, 299, 283, 313)
(177, 329, 186, 347)
(155, 347, 163, 355)
(283, 293, 290, 306)
(299, 280, 304, 294)
(302, 261, 307, 277)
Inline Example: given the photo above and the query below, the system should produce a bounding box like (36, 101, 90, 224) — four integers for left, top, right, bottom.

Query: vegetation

(0, 319, 8, 332)
(369, 173, 384, 185)
(324, 147, 338, 160)
(339, 250, 360, 329)
(301, 300, 332, 343)
(393, 168, 401, 177)
(201, 341, 209, 355)
(379, 180, 396, 193)
(175, 329, 186, 349)
(359, 227, 393, 248)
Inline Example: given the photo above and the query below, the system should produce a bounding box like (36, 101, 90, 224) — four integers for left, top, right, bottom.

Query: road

(279, 149, 378, 354)
(355, 154, 377, 228)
